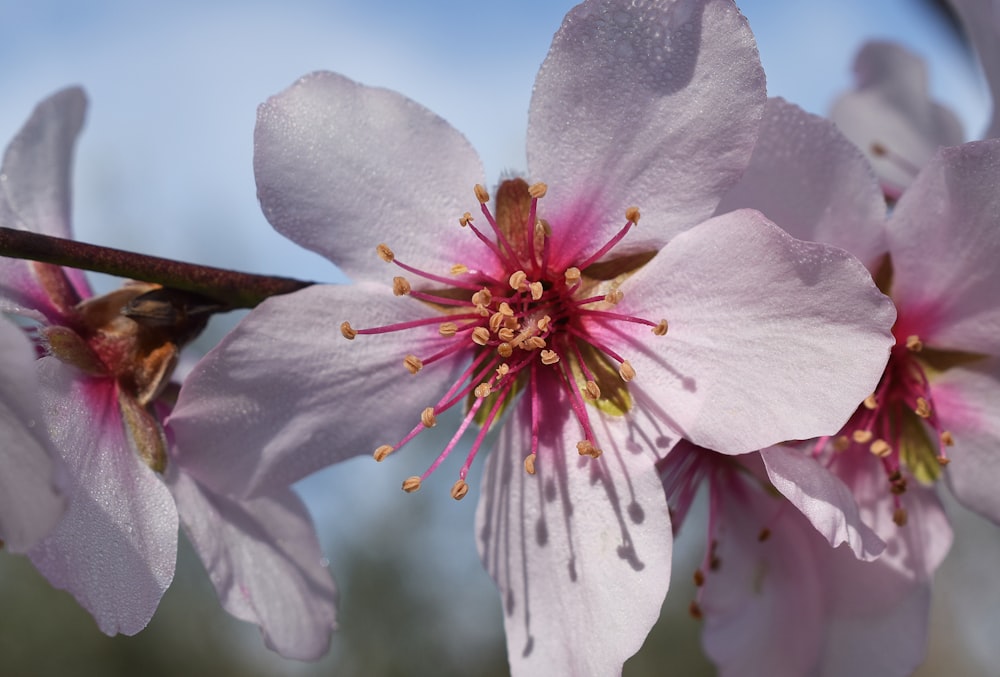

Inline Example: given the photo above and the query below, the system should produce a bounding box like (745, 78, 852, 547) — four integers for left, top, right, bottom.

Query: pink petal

(254, 71, 486, 282)
(829, 41, 964, 195)
(950, 0, 1000, 138)
(28, 358, 178, 636)
(167, 467, 336, 660)
(527, 0, 766, 267)
(699, 463, 826, 677)
(0, 87, 91, 320)
(476, 384, 672, 676)
(887, 140, 1000, 354)
(598, 209, 895, 453)
(169, 283, 466, 498)
(760, 445, 884, 560)
(931, 359, 1000, 524)
(0, 318, 64, 552)
(716, 97, 888, 271)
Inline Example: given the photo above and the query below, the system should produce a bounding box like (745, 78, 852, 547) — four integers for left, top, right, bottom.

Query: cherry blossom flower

(0, 315, 64, 552)
(0, 88, 335, 659)
(661, 442, 947, 677)
(829, 41, 964, 200)
(170, 0, 895, 672)
(950, 0, 1000, 138)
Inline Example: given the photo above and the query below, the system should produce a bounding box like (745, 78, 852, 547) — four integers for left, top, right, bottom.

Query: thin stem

(0, 227, 314, 309)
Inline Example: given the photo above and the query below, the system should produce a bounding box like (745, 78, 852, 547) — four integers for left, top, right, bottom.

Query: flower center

(341, 178, 667, 498)
(822, 330, 953, 526)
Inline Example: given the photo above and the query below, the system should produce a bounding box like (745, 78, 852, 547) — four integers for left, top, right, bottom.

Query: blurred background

(0, 0, 996, 674)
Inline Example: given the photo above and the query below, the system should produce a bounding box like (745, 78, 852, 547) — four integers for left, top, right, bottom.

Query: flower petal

(931, 358, 1000, 524)
(716, 97, 888, 271)
(600, 209, 895, 453)
(168, 468, 336, 660)
(169, 283, 466, 498)
(0, 87, 91, 320)
(476, 382, 672, 676)
(950, 0, 1000, 139)
(887, 140, 1000, 354)
(28, 358, 177, 636)
(254, 71, 486, 282)
(760, 445, 884, 560)
(0, 317, 64, 552)
(527, 0, 766, 266)
(829, 41, 964, 197)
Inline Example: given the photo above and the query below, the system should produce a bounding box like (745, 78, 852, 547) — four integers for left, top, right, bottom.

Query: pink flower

(829, 41, 964, 200)
(662, 442, 947, 677)
(170, 0, 894, 672)
(951, 0, 1000, 139)
(0, 88, 336, 659)
(0, 315, 64, 552)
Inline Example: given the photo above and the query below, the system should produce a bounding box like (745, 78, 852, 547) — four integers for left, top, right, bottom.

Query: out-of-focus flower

(0, 88, 335, 659)
(829, 41, 964, 199)
(950, 0, 1000, 138)
(0, 315, 64, 552)
(661, 442, 947, 677)
(170, 0, 895, 672)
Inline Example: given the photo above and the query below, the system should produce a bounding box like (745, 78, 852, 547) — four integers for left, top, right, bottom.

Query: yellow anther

(905, 335, 923, 352)
(489, 312, 505, 334)
(475, 305, 490, 317)
(869, 439, 892, 458)
(583, 380, 601, 401)
(524, 453, 537, 475)
(619, 360, 636, 382)
(503, 315, 519, 330)
(497, 327, 515, 342)
(577, 440, 603, 458)
(495, 363, 510, 378)
(498, 343, 513, 358)
(625, 206, 641, 224)
(498, 302, 514, 317)
(537, 315, 552, 333)
(402, 476, 422, 493)
(451, 263, 469, 275)
(689, 601, 703, 620)
(509, 270, 528, 290)
(871, 142, 889, 157)
(604, 290, 624, 305)
(526, 336, 546, 350)
(914, 397, 931, 418)
(474, 184, 490, 203)
(936, 454, 951, 466)
(451, 479, 470, 501)
(693, 569, 705, 587)
(475, 383, 492, 398)
(757, 528, 771, 542)
(892, 507, 908, 527)
(540, 350, 559, 365)
(421, 407, 437, 428)
(652, 319, 668, 336)
(459, 212, 473, 227)
(528, 182, 548, 199)
(471, 288, 492, 306)
(852, 430, 873, 444)
(376, 243, 394, 262)
(340, 321, 358, 340)
(472, 327, 491, 346)
(537, 218, 552, 236)
(863, 394, 878, 410)
(833, 435, 850, 452)
(392, 276, 411, 296)
(564, 267, 581, 284)
(529, 281, 544, 301)
(373, 445, 394, 462)
(941, 431, 955, 447)
(439, 322, 458, 336)
(403, 355, 423, 374)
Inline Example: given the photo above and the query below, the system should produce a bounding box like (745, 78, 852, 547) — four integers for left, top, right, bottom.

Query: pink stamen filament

(573, 219, 635, 271)
(419, 393, 490, 480)
(457, 389, 510, 480)
(392, 258, 483, 290)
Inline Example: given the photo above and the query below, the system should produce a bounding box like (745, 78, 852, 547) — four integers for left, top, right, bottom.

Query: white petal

(476, 383, 672, 676)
